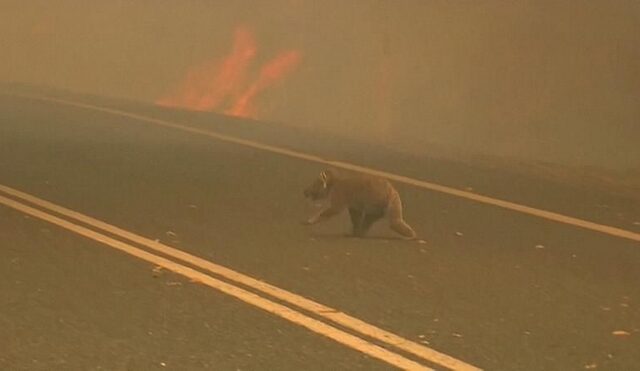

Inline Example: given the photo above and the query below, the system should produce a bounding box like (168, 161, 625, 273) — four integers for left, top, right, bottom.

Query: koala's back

(330, 172, 394, 210)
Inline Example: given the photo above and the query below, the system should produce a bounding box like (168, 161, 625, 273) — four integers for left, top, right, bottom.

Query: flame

(227, 50, 302, 118)
(157, 26, 302, 120)
(156, 26, 257, 111)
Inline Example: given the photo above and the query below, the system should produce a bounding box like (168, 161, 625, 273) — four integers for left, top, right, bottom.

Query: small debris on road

(535, 244, 545, 249)
(455, 231, 463, 237)
(452, 332, 463, 338)
(152, 266, 163, 277)
(188, 204, 198, 209)
(417, 239, 427, 244)
(302, 266, 310, 271)
(632, 221, 640, 226)
(166, 231, 177, 237)
(584, 363, 597, 369)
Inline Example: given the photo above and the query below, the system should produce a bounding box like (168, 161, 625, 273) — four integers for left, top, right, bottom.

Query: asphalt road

(1, 90, 639, 370)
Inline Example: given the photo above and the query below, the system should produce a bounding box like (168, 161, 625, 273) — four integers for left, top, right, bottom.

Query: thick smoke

(1, 1, 638, 172)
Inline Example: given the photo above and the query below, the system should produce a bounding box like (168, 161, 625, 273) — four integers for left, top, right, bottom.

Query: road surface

(1, 88, 639, 370)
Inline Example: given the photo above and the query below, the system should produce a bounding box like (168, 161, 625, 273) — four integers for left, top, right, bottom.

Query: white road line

(0, 184, 481, 371)
(5, 92, 639, 244)
(0, 193, 435, 371)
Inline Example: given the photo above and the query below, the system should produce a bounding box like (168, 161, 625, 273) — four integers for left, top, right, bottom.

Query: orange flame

(157, 26, 302, 120)
(156, 26, 257, 111)
(227, 50, 302, 118)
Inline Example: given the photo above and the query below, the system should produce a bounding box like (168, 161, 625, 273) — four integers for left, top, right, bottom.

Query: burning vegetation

(156, 26, 302, 120)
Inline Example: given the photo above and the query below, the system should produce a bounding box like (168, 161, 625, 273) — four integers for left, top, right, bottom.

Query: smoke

(2, 1, 639, 170)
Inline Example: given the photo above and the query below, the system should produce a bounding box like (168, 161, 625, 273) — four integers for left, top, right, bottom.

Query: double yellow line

(0, 184, 481, 371)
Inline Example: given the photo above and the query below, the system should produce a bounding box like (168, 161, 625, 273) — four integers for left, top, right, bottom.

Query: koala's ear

(318, 170, 328, 189)
(320, 171, 328, 182)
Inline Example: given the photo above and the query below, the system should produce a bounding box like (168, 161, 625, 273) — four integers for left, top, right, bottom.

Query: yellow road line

(0, 193, 435, 371)
(0, 184, 481, 371)
(5, 92, 639, 244)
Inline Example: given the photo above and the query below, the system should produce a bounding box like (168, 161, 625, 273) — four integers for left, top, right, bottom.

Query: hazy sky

(1, 1, 639, 169)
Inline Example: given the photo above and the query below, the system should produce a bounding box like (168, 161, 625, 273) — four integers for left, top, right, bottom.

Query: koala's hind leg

(386, 190, 417, 239)
(357, 208, 385, 237)
(348, 207, 366, 236)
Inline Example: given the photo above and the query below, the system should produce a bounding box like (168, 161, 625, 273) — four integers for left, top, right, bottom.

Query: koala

(303, 168, 416, 239)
